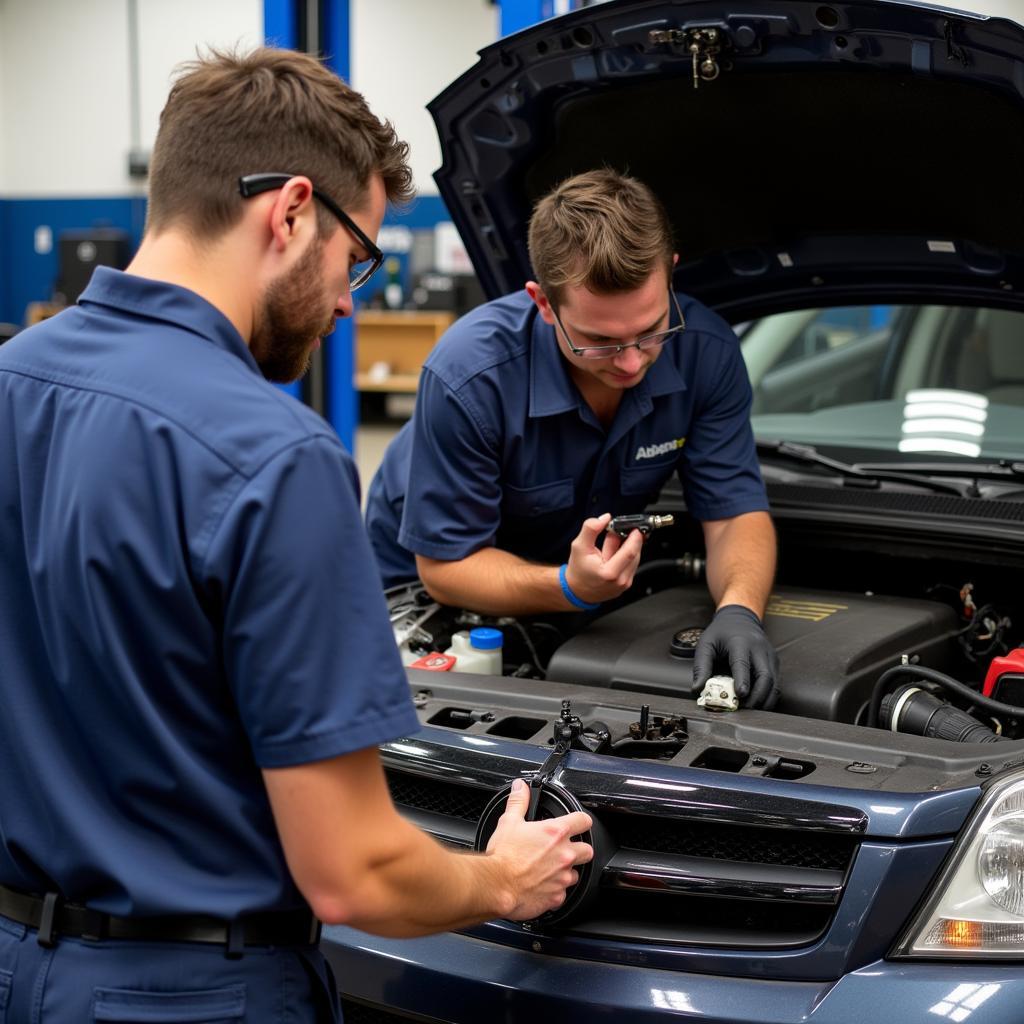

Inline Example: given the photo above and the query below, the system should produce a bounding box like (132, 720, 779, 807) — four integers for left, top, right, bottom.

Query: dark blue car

(326, 1, 1024, 1020)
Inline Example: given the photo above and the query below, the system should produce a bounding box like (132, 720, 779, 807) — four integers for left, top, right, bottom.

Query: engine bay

(388, 513, 1024, 765)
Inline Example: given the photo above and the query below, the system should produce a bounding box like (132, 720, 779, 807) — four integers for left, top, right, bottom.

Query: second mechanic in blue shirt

(366, 169, 780, 709)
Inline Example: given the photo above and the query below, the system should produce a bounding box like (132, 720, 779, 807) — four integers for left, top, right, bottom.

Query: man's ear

(267, 176, 315, 252)
(525, 280, 556, 325)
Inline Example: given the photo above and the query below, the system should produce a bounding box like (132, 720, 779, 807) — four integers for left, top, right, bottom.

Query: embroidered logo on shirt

(635, 437, 686, 461)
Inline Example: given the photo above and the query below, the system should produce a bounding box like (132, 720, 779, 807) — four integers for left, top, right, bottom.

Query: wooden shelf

(354, 309, 455, 393)
(354, 372, 422, 392)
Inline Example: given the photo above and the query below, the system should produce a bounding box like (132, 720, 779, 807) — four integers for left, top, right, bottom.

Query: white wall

(350, 0, 498, 196)
(0, 0, 261, 196)
(938, 0, 1024, 22)
(135, 0, 264, 163)
(0, 0, 1018, 197)
(0, 4, 6, 188)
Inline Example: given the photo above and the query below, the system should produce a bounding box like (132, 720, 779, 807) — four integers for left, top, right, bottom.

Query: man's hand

(564, 513, 644, 607)
(486, 779, 594, 920)
(693, 604, 779, 709)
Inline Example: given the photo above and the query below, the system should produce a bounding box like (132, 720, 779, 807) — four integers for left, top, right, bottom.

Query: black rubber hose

(868, 664, 1024, 730)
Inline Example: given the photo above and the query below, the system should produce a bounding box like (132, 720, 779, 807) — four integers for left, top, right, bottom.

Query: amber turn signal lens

(941, 919, 984, 948)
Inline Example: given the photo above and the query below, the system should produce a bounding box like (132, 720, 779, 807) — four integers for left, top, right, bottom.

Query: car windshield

(740, 304, 1024, 461)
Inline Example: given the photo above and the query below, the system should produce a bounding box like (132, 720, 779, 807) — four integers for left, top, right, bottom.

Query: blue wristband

(558, 563, 601, 612)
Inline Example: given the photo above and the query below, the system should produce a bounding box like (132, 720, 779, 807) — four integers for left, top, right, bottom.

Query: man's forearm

(264, 753, 588, 938)
(322, 814, 517, 937)
(416, 548, 569, 615)
(702, 510, 776, 617)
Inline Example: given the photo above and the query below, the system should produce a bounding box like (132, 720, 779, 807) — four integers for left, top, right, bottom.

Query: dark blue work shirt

(365, 290, 768, 588)
(0, 267, 419, 917)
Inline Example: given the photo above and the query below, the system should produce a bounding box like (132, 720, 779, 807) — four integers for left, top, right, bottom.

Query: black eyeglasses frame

(551, 289, 687, 360)
(238, 173, 383, 291)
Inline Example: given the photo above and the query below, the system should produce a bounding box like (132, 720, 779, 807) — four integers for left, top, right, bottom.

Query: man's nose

(613, 344, 645, 373)
(335, 291, 354, 320)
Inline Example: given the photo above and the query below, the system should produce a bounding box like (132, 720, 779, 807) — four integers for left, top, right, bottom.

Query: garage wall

(350, 0, 498, 196)
(951, 0, 1023, 23)
(0, 0, 496, 324)
(0, 0, 263, 197)
(0, 4, 6, 322)
(0, 0, 264, 324)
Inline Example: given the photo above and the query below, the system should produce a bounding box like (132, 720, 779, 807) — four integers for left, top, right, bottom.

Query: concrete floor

(353, 422, 401, 504)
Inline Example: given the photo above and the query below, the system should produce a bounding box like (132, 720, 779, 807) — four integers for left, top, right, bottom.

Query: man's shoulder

(0, 306, 344, 479)
(422, 292, 535, 390)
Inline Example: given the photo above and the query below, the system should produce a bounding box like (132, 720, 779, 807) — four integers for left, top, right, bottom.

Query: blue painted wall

(501, 0, 555, 37)
(0, 197, 146, 325)
(0, 202, 9, 328)
(321, 0, 357, 450)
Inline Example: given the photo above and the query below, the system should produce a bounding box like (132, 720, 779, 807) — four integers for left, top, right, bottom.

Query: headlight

(895, 769, 1024, 958)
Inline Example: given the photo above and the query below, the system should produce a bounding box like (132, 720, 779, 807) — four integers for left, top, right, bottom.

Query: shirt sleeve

(397, 367, 503, 561)
(679, 330, 771, 522)
(201, 434, 420, 768)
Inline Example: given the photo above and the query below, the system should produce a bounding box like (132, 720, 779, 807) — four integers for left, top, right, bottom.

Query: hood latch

(649, 26, 724, 89)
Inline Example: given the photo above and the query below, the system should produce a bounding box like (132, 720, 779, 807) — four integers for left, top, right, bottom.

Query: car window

(771, 306, 898, 371)
(741, 304, 1024, 460)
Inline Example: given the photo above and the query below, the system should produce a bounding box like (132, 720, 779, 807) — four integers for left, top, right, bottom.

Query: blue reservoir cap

(469, 627, 503, 650)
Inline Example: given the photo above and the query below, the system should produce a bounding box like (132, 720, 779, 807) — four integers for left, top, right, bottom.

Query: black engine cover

(546, 584, 961, 722)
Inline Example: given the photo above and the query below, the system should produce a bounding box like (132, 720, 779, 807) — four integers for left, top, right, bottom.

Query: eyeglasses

(238, 173, 384, 291)
(551, 289, 686, 360)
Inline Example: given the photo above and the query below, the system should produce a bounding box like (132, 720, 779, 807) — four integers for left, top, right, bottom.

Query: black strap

(0, 883, 319, 953)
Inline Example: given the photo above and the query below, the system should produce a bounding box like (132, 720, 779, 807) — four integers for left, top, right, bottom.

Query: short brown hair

(146, 47, 413, 239)
(527, 169, 674, 305)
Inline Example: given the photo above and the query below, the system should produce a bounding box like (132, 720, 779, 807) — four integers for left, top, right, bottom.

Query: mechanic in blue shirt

(366, 170, 779, 708)
(0, 49, 591, 1022)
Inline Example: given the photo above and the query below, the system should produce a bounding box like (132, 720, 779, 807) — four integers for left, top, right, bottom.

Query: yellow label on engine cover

(766, 597, 848, 622)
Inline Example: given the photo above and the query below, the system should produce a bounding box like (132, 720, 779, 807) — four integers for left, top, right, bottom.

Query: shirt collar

(79, 266, 260, 374)
(527, 295, 688, 418)
(528, 312, 581, 418)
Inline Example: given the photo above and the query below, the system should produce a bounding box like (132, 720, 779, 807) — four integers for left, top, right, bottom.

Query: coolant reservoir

(444, 628, 503, 675)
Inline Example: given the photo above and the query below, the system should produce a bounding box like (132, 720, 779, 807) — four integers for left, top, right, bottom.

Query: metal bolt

(751, 755, 768, 767)
(977, 763, 993, 777)
(531, 940, 543, 953)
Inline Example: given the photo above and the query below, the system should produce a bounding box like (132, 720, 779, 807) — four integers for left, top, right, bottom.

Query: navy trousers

(0, 914, 340, 1023)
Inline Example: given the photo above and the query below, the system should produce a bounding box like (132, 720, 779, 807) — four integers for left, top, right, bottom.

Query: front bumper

(324, 926, 1023, 1023)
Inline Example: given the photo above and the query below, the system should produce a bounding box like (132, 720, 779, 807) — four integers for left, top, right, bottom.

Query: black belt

(0, 884, 321, 957)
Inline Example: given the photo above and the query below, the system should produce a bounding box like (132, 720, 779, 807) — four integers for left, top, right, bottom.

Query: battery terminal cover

(697, 674, 739, 712)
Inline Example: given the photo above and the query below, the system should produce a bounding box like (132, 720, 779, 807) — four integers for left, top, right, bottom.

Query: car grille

(602, 811, 854, 870)
(385, 769, 858, 950)
(385, 771, 492, 822)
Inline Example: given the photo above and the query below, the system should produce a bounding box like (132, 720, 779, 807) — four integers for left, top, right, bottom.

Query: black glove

(692, 605, 780, 710)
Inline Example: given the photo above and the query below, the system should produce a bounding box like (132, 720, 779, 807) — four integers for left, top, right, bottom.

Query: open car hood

(428, 0, 1024, 320)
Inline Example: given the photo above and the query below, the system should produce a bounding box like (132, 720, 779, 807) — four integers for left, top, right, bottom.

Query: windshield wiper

(756, 440, 974, 497)
(858, 460, 1024, 483)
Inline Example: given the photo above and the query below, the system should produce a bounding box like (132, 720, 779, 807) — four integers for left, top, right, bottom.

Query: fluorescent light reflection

(651, 989, 697, 1012)
(625, 779, 698, 793)
(903, 403, 988, 423)
(906, 389, 989, 410)
(929, 983, 1000, 1021)
(901, 418, 985, 437)
(898, 438, 982, 458)
(900, 389, 987, 457)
